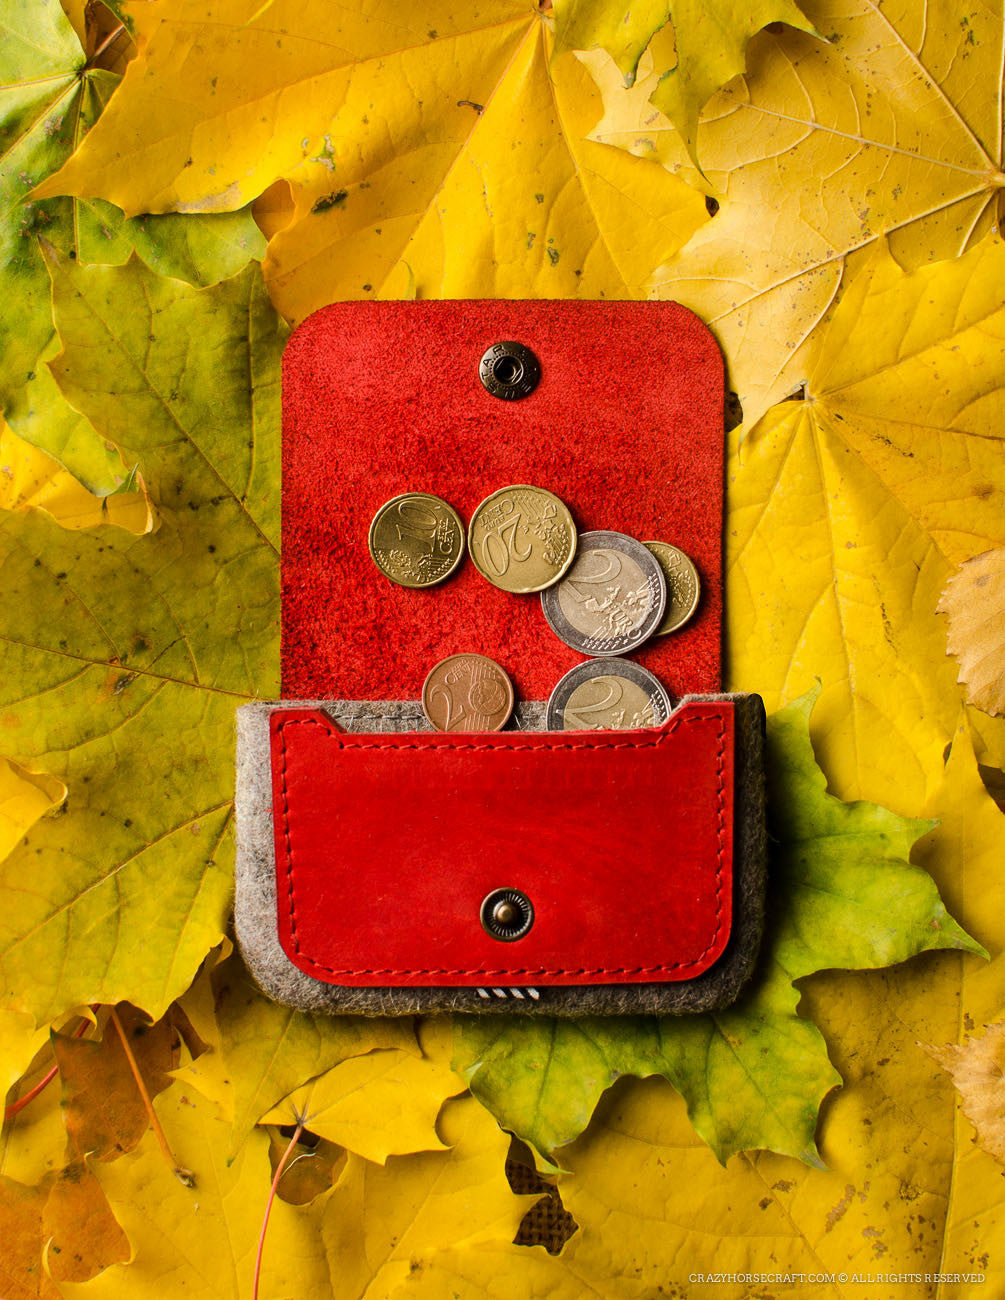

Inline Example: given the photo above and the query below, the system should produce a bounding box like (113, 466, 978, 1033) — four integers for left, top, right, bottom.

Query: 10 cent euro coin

(421, 654, 515, 732)
(468, 485, 577, 594)
(643, 541, 701, 635)
(540, 530, 666, 656)
(546, 659, 673, 730)
(368, 492, 465, 588)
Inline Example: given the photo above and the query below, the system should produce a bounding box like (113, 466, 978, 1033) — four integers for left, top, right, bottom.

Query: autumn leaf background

(1, 0, 1004, 1295)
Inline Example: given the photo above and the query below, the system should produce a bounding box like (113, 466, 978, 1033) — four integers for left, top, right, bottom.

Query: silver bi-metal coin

(540, 530, 666, 657)
(546, 658, 674, 731)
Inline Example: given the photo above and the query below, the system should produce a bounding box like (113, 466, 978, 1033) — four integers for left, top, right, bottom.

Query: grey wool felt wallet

(233, 300, 767, 1017)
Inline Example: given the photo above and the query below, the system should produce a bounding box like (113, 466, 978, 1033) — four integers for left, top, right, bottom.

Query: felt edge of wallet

(233, 694, 766, 1017)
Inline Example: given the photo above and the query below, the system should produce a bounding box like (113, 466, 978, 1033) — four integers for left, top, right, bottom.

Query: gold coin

(421, 654, 515, 732)
(368, 492, 465, 588)
(643, 541, 701, 635)
(467, 485, 577, 594)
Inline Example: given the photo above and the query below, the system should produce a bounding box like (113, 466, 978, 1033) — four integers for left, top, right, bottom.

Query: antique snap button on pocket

(480, 887, 534, 941)
(479, 341, 541, 400)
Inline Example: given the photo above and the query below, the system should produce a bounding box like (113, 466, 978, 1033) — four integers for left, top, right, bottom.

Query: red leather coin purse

(234, 301, 766, 1016)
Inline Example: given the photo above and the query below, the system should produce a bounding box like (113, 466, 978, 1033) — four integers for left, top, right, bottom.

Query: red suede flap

(270, 701, 735, 987)
(281, 300, 724, 702)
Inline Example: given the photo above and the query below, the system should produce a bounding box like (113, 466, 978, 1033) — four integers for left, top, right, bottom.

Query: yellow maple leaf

(320, 1096, 537, 1299)
(34, 4, 707, 314)
(727, 235, 1005, 812)
(583, 0, 1005, 427)
(939, 548, 1005, 717)
(0, 1011, 50, 1102)
(265, 22, 707, 315)
(56, 1087, 332, 1299)
(542, 717, 1005, 1292)
(0, 421, 154, 536)
(168, 955, 417, 1156)
(258, 1020, 463, 1165)
(37, 2, 532, 214)
(0, 756, 65, 865)
(552, 0, 818, 166)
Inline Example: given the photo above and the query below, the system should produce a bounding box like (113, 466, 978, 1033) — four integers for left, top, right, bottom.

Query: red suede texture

(281, 301, 724, 701)
(270, 702, 735, 987)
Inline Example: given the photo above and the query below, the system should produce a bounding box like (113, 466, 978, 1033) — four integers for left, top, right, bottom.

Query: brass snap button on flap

(479, 341, 541, 400)
(480, 888, 534, 941)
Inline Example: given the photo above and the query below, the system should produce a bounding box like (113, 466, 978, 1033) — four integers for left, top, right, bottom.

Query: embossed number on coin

(540, 530, 666, 657)
(368, 492, 465, 589)
(468, 485, 576, 594)
(422, 654, 515, 732)
(546, 659, 673, 731)
(643, 541, 701, 635)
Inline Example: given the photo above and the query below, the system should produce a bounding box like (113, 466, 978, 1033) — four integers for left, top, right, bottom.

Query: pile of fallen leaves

(1, 0, 1004, 1294)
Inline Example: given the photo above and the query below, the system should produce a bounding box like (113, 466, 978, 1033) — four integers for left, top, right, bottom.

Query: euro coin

(468, 485, 576, 594)
(546, 659, 673, 731)
(368, 492, 465, 588)
(540, 530, 666, 657)
(643, 541, 701, 635)
(421, 654, 515, 732)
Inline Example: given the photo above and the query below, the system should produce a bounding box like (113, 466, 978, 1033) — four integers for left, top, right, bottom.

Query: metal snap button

(480, 887, 534, 941)
(479, 341, 541, 400)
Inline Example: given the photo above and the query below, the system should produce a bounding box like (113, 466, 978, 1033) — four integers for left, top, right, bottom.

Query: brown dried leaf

(0, 1159, 129, 1296)
(265, 1128, 344, 1206)
(54, 1005, 182, 1163)
(938, 548, 1005, 717)
(0, 1176, 58, 1300)
(926, 1021, 1005, 1166)
(42, 1160, 131, 1283)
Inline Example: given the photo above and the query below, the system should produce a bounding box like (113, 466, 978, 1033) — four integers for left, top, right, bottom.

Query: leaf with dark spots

(0, 253, 286, 1024)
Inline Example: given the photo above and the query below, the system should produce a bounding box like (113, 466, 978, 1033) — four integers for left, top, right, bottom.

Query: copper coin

(368, 492, 465, 588)
(643, 541, 701, 635)
(421, 654, 515, 732)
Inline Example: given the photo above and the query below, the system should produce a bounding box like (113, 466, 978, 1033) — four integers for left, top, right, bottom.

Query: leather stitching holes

(274, 712, 729, 980)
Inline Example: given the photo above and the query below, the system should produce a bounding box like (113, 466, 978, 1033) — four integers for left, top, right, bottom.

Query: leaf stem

(253, 1120, 305, 1300)
(109, 1005, 194, 1186)
(88, 23, 128, 67)
(3, 1014, 91, 1122)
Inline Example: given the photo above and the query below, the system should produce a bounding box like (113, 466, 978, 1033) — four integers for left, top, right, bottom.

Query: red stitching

(274, 712, 728, 979)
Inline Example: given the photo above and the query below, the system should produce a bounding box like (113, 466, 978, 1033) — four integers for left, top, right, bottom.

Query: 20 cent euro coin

(368, 492, 465, 588)
(468, 485, 576, 594)
(421, 654, 515, 732)
(540, 530, 666, 656)
(546, 659, 673, 731)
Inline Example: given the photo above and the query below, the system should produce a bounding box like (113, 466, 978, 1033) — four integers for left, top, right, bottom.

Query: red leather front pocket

(270, 701, 735, 987)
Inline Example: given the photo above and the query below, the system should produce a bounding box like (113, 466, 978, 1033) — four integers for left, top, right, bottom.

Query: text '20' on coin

(643, 541, 701, 635)
(368, 492, 465, 589)
(422, 654, 515, 732)
(468, 485, 577, 594)
(546, 659, 673, 731)
(540, 530, 666, 657)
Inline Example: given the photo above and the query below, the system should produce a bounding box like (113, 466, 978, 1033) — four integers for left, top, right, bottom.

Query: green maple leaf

(0, 0, 265, 494)
(454, 690, 985, 1163)
(0, 251, 285, 1025)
